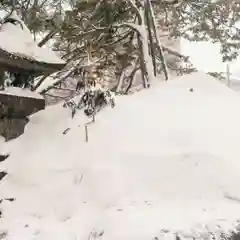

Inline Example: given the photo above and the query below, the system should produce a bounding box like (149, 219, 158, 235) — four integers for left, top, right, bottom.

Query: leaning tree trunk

(125, 66, 140, 94)
(126, 0, 154, 88)
(0, 67, 5, 89)
(144, 0, 157, 77)
(137, 5, 155, 87)
(147, 0, 169, 81)
(116, 68, 125, 93)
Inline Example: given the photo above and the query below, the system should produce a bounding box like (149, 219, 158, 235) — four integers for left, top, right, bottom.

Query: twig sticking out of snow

(88, 229, 104, 240)
(0, 171, 7, 181)
(62, 128, 71, 135)
(0, 154, 9, 163)
(0, 198, 15, 204)
(224, 193, 240, 204)
(85, 125, 88, 143)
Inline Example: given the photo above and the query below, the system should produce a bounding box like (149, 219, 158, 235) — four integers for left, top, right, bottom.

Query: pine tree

(1, 0, 240, 93)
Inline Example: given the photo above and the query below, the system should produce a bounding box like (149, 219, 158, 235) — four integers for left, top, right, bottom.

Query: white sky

(181, 39, 240, 77)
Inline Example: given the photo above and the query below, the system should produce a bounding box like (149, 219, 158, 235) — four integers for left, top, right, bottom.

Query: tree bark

(116, 68, 125, 93)
(147, 0, 169, 80)
(144, 0, 157, 76)
(137, 33, 148, 88)
(125, 67, 140, 94)
(0, 67, 5, 90)
(38, 29, 58, 47)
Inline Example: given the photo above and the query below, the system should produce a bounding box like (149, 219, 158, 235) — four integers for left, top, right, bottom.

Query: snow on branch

(127, 0, 143, 24)
(113, 23, 188, 61)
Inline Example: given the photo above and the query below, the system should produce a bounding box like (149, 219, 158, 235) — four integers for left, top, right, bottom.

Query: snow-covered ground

(1, 72, 240, 239)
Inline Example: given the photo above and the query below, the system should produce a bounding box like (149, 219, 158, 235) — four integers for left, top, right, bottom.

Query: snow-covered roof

(0, 11, 65, 65)
(0, 86, 43, 99)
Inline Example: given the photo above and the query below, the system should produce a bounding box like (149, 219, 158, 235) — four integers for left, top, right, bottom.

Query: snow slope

(1, 72, 240, 239)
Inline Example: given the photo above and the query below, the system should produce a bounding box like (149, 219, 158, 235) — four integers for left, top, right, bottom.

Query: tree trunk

(144, 0, 157, 76)
(0, 67, 5, 90)
(116, 68, 125, 93)
(147, 0, 168, 80)
(125, 67, 140, 94)
(137, 33, 148, 88)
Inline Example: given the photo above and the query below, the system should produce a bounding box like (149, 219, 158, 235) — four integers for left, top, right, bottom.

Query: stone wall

(0, 117, 29, 141)
(0, 90, 45, 141)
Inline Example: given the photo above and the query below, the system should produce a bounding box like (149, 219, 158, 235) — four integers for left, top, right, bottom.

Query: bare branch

(38, 29, 58, 47)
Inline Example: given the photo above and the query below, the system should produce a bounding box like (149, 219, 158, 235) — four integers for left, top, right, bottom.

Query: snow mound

(1, 72, 240, 239)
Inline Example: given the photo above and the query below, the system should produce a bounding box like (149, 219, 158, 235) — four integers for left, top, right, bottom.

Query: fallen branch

(162, 45, 189, 61)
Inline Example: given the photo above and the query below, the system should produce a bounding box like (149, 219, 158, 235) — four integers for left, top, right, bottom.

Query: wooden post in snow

(226, 64, 230, 87)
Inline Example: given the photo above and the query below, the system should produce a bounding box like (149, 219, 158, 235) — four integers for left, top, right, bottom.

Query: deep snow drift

(1, 72, 240, 239)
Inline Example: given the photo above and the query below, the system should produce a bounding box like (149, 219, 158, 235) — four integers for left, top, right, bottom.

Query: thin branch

(44, 93, 69, 99)
(162, 45, 189, 61)
(32, 75, 47, 91)
(127, 0, 142, 24)
(39, 69, 74, 94)
(38, 29, 58, 47)
(125, 66, 140, 93)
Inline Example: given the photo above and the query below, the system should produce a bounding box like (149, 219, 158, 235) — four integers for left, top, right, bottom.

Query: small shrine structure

(0, 11, 66, 141)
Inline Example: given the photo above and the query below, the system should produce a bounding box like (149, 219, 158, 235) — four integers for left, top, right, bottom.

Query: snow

(34, 58, 101, 93)
(130, 19, 156, 85)
(0, 87, 43, 99)
(0, 11, 65, 65)
(2, 72, 240, 239)
(34, 69, 70, 93)
(0, 136, 5, 153)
